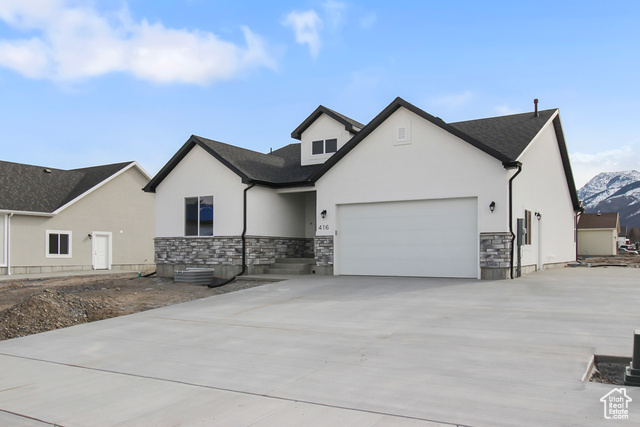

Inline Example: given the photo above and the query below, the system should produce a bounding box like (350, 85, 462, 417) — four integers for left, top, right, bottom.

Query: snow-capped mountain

(578, 170, 640, 228)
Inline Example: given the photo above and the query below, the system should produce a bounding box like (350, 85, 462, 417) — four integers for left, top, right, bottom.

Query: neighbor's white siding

(512, 116, 577, 268)
(315, 106, 509, 277)
(577, 229, 617, 256)
(300, 114, 355, 166)
(10, 167, 154, 269)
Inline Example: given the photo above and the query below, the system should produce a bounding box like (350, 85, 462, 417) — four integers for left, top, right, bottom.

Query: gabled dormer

(291, 106, 364, 166)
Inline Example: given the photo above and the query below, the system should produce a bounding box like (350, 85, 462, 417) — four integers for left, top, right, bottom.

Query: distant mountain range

(577, 170, 640, 228)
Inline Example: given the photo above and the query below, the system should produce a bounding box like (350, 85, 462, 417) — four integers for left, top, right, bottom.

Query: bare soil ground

(576, 254, 640, 268)
(0, 274, 272, 341)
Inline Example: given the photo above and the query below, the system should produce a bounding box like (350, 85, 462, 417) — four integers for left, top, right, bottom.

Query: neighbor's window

(312, 138, 338, 155)
(185, 196, 213, 236)
(46, 230, 72, 257)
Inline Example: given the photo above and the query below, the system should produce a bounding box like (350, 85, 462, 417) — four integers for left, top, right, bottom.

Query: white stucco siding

(315, 107, 509, 237)
(301, 114, 355, 166)
(155, 145, 245, 237)
(246, 186, 306, 238)
(10, 167, 154, 268)
(512, 118, 577, 267)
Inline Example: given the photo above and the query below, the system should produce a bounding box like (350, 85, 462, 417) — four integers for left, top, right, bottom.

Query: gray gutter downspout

(504, 162, 522, 279)
(208, 183, 255, 287)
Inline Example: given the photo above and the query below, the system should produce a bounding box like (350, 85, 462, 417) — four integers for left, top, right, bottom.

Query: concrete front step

(276, 257, 316, 264)
(265, 258, 315, 275)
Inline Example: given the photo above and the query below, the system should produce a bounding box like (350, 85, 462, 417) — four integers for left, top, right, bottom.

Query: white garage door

(337, 198, 478, 278)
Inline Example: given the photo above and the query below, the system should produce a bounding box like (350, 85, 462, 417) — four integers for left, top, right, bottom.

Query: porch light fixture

(489, 201, 495, 213)
(535, 212, 542, 220)
(321, 210, 327, 219)
(87, 233, 92, 239)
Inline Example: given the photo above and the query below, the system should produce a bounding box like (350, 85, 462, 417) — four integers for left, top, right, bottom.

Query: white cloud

(0, 1, 276, 85)
(430, 91, 474, 110)
(322, 0, 347, 31)
(570, 145, 640, 188)
(282, 10, 323, 59)
(494, 105, 520, 115)
(359, 12, 377, 29)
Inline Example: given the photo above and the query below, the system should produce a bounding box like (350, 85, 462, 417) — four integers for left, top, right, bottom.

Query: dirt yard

(576, 254, 640, 268)
(0, 274, 273, 341)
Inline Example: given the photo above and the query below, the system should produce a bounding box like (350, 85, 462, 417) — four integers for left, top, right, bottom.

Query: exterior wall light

(87, 233, 92, 239)
(321, 210, 327, 219)
(489, 201, 495, 213)
(535, 212, 542, 220)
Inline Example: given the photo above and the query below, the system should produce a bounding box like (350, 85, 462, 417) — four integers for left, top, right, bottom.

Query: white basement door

(336, 198, 478, 278)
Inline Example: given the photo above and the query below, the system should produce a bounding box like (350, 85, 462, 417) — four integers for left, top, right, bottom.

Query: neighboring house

(618, 225, 629, 247)
(0, 160, 155, 275)
(577, 212, 620, 256)
(144, 97, 581, 280)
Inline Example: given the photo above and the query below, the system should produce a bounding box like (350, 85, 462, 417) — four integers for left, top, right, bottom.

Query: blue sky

(1, 0, 639, 188)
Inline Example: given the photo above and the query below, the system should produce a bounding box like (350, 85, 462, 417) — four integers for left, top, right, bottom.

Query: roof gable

(0, 160, 138, 214)
(291, 105, 364, 140)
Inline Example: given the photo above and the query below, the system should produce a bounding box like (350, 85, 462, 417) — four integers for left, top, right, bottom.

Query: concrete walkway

(1, 268, 639, 426)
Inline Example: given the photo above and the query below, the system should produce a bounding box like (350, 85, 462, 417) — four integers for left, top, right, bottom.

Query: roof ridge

(450, 108, 558, 125)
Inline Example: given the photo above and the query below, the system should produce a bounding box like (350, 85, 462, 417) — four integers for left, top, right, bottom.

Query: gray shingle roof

(144, 97, 579, 212)
(195, 136, 322, 185)
(449, 109, 558, 161)
(577, 212, 619, 230)
(0, 160, 134, 213)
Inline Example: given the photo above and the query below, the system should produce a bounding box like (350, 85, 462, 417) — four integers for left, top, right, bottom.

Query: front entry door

(93, 233, 111, 270)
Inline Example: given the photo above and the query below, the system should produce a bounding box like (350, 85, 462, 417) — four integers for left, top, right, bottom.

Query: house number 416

(318, 225, 330, 231)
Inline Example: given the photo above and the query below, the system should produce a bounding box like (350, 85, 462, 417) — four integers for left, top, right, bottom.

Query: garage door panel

(337, 198, 478, 278)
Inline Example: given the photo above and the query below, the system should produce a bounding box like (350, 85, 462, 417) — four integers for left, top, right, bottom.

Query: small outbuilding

(577, 212, 620, 256)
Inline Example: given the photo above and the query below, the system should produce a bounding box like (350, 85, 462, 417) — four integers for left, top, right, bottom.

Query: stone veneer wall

(154, 236, 313, 277)
(313, 236, 334, 275)
(480, 232, 512, 280)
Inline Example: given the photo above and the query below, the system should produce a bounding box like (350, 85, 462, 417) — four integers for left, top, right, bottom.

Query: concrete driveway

(0, 268, 639, 426)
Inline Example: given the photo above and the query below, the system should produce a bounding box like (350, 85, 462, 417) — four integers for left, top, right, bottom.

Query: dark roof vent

(43, 168, 52, 174)
(534, 99, 539, 117)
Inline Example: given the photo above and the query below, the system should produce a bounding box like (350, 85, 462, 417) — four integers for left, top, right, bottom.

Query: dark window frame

(312, 138, 339, 155)
(185, 196, 214, 237)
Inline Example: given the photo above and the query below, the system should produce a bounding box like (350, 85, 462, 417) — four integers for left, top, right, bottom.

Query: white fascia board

(577, 228, 617, 232)
(52, 162, 143, 215)
(0, 209, 55, 217)
(515, 110, 560, 162)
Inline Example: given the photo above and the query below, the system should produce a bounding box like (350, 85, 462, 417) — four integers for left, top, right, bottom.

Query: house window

(312, 138, 338, 155)
(185, 196, 213, 236)
(524, 210, 532, 245)
(46, 230, 72, 258)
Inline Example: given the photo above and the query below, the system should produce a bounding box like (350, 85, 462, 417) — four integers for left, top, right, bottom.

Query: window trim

(184, 196, 214, 237)
(524, 210, 532, 245)
(46, 230, 72, 258)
